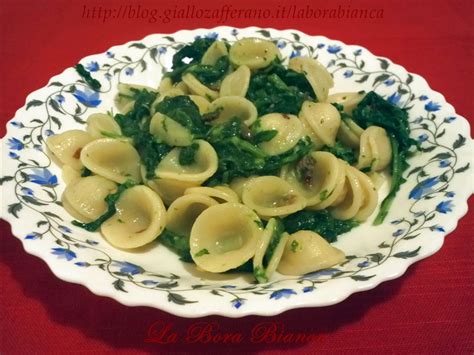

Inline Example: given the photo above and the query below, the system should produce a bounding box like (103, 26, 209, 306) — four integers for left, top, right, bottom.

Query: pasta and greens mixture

(46, 37, 415, 282)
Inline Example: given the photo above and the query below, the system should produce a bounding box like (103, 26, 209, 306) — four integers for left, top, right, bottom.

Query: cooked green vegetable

(179, 143, 199, 165)
(81, 167, 92, 177)
(114, 89, 172, 179)
(322, 141, 356, 165)
(159, 229, 193, 262)
(184, 56, 230, 87)
(75, 63, 101, 91)
(206, 118, 312, 185)
(71, 180, 135, 231)
(246, 59, 315, 116)
(352, 91, 416, 224)
(282, 210, 358, 243)
(155, 96, 209, 138)
(165, 38, 216, 82)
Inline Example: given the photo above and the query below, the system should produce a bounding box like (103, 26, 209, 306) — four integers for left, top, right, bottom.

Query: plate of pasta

(1, 27, 472, 317)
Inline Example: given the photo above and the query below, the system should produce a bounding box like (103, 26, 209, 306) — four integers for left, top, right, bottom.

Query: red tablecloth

(1, 0, 473, 353)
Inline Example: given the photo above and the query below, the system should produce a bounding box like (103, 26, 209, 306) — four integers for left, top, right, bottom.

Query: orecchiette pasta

(86, 113, 122, 139)
(242, 176, 306, 219)
(188, 95, 211, 114)
(299, 101, 341, 148)
(356, 126, 392, 172)
(182, 73, 219, 101)
(154, 140, 218, 185)
(184, 186, 239, 203)
(46, 130, 93, 170)
(207, 96, 258, 126)
(149, 112, 193, 146)
(278, 231, 345, 275)
(219, 65, 251, 97)
(61, 165, 81, 185)
(101, 185, 166, 249)
(288, 57, 334, 102)
(190, 202, 263, 272)
(256, 113, 304, 155)
(62, 176, 117, 222)
(229, 38, 280, 70)
(253, 218, 289, 282)
(337, 118, 364, 148)
(326, 92, 366, 115)
(166, 193, 218, 237)
(80, 138, 142, 184)
(201, 40, 228, 65)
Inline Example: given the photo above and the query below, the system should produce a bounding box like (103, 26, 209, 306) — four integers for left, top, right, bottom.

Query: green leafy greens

(165, 38, 216, 83)
(282, 210, 358, 243)
(246, 59, 315, 116)
(114, 89, 172, 179)
(352, 91, 417, 224)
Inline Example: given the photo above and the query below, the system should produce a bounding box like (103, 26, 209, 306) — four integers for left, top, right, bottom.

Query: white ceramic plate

(1, 27, 472, 317)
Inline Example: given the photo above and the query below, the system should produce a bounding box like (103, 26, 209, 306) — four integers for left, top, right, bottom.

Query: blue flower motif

(327, 45, 342, 54)
(445, 191, 455, 198)
(86, 61, 99, 72)
(290, 50, 301, 58)
(45, 129, 54, 136)
(317, 43, 325, 49)
(51, 248, 76, 261)
(55, 94, 65, 104)
(353, 48, 362, 56)
(384, 78, 395, 86)
(58, 225, 72, 233)
(417, 133, 429, 143)
(439, 160, 450, 168)
(113, 261, 144, 275)
(302, 286, 314, 293)
(304, 268, 341, 278)
(444, 116, 456, 123)
(436, 200, 454, 214)
(419, 95, 428, 101)
(270, 289, 297, 300)
(106, 51, 114, 58)
(231, 299, 244, 309)
(25, 233, 40, 240)
(424, 101, 441, 112)
(387, 92, 402, 106)
(75, 261, 90, 267)
(431, 225, 445, 232)
(276, 40, 286, 49)
(392, 229, 405, 237)
(29, 168, 58, 186)
(358, 261, 370, 268)
(409, 177, 439, 200)
(73, 88, 101, 107)
(20, 187, 34, 196)
(413, 116, 424, 124)
(125, 67, 134, 76)
(194, 35, 202, 40)
(343, 70, 353, 78)
(8, 137, 24, 151)
(158, 46, 167, 54)
(9, 152, 19, 159)
(142, 280, 159, 286)
(231, 29, 238, 36)
(10, 121, 24, 128)
(205, 32, 219, 40)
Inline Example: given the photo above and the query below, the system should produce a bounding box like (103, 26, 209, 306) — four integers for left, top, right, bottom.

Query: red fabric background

(1, 0, 473, 353)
